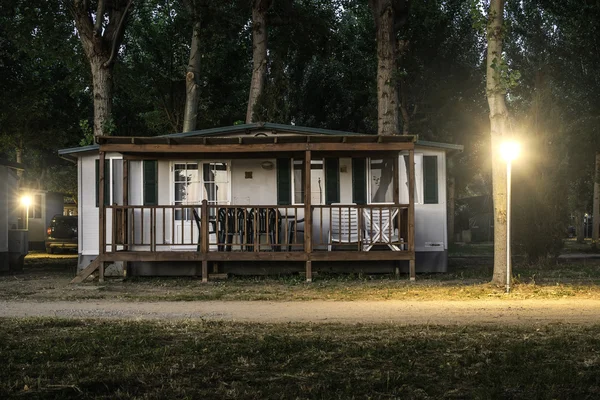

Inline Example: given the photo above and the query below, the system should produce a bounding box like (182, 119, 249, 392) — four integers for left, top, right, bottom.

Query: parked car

(45, 215, 78, 254)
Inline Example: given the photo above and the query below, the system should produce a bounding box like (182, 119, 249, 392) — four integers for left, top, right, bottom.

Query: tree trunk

(183, 21, 202, 132)
(70, 0, 133, 137)
(15, 139, 23, 183)
(486, 0, 509, 285)
(576, 209, 585, 243)
(448, 173, 455, 245)
(246, 0, 271, 124)
(90, 55, 113, 137)
(372, 0, 399, 136)
(592, 152, 600, 245)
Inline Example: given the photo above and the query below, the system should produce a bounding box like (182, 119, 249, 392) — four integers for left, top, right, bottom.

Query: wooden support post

(304, 150, 312, 282)
(408, 148, 416, 281)
(99, 260, 105, 283)
(202, 260, 208, 283)
(122, 160, 129, 277)
(393, 152, 400, 205)
(99, 151, 106, 282)
(305, 260, 312, 283)
(393, 152, 401, 280)
(201, 200, 209, 283)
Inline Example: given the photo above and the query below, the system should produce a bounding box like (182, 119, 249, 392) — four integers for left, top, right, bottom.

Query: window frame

(290, 158, 325, 205)
(170, 160, 232, 208)
(96, 157, 121, 208)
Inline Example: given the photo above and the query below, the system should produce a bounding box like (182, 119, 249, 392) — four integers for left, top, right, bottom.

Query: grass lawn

(2, 318, 600, 399)
(4, 254, 600, 301)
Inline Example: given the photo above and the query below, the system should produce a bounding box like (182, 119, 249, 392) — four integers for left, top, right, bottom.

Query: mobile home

(59, 123, 462, 281)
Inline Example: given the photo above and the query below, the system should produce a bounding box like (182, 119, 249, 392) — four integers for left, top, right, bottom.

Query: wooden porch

(78, 133, 417, 283)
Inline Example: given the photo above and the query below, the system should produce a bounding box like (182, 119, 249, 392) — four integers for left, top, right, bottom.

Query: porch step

(70, 257, 101, 284)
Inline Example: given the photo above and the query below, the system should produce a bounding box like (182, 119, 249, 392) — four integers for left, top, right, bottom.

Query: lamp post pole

(500, 141, 520, 294)
(506, 159, 512, 294)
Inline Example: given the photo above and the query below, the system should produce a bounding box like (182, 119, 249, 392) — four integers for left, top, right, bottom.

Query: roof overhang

(97, 134, 417, 158)
(0, 159, 24, 171)
(57, 123, 463, 159)
(416, 140, 464, 155)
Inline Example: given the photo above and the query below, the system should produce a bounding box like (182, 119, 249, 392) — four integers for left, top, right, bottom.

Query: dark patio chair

(288, 217, 304, 251)
(192, 208, 217, 252)
(247, 208, 282, 251)
(217, 207, 247, 251)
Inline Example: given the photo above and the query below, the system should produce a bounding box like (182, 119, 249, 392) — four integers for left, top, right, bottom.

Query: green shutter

(424, 155, 438, 204)
(352, 158, 367, 205)
(325, 158, 340, 205)
(277, 159, 291, 205)
(143, 160, 158, 205)
(95, 159, 110, 207)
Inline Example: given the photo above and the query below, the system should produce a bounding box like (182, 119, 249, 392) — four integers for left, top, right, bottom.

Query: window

(203, 162, 229, 206)
(174, 162, 200, 220)
(28, 194, 42, 219)
(368, 157, 395, 203)
(172, 161, 230, 220)
(292, 159, 324, 205)
(399, 154, 423, 204)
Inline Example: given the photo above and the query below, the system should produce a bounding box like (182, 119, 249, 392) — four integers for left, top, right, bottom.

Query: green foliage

(78, 120, 94, 146)
(0, 0, 89, 190)
(490, 56, 521, 91)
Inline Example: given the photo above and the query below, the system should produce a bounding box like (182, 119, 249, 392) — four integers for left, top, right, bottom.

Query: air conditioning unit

(8, 229, 28, 271)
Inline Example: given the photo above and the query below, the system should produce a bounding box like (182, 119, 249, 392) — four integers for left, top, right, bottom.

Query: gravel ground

(2, 299, 600, 325)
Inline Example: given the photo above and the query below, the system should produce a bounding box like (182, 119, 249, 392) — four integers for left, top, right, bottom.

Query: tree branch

(103, 0, 133, 68)
(94, 0, 105, 37)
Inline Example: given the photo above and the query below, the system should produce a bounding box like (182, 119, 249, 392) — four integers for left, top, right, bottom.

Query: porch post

(304, 150, 312, 282)
(408, 147, 416, 281)
(122, 159, 129, 278)
(393, 152, 400, 278)
(98, 151, 106, 282)
(201, 199, 209, 283)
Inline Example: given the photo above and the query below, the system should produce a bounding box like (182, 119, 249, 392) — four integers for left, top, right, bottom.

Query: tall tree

(182, 0, 208, 132)
(368, 0, 408, 136)
(246, 0, 273, 123)
(486, 0, 510, 285)
(69, 0, 134, 137)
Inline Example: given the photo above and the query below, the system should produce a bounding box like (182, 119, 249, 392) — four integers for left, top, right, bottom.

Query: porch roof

(58, 122, 464, 158)
(96, 134, 417, 157)
(0, 159, 24, 170)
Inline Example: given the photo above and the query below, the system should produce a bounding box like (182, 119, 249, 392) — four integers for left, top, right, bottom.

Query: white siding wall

(231, 159, 277, 204)
(414, 149, 447, 251)
(77, 149, 448, 254)
(78, 153, 122, 255)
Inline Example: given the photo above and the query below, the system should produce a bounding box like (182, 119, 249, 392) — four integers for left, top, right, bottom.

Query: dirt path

(2, 299, 600, 325)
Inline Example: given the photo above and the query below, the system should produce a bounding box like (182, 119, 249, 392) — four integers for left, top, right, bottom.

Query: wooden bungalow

(59, 123, 462, 282)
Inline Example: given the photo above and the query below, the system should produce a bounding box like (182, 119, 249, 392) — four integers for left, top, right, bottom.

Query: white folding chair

(328, 203, 360, 251)
(363, 207, 399, 251)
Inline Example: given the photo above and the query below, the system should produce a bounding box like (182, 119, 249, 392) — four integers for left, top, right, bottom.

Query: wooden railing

(104, 202, 409, 253)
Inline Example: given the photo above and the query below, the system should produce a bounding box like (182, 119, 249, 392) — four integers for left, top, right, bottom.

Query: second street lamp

(500, 141, 520, 294)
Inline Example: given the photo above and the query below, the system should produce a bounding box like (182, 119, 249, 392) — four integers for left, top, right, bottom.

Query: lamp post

(20, 195, 31, 230)
(500, 141, 520, 293)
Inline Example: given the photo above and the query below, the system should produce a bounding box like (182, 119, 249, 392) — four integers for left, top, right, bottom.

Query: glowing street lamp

(500, 141, 520, 293)
(20, 195, 31, 230)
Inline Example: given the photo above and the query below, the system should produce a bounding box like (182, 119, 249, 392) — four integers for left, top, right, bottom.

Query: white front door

(171, 161, 230, 249)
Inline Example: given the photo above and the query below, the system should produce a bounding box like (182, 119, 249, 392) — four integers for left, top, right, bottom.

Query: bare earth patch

(2, 298, 600, 325)
(3, 252, 600, 326)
